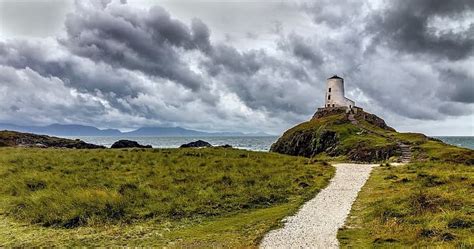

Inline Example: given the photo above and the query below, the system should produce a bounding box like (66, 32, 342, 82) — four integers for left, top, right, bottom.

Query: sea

(70, 136, 474, 151)
(434, 136, 474, 150)
(71, 136, 280, 151)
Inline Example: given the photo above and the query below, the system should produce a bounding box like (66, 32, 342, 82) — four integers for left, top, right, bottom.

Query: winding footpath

(260, 163, 378, 248)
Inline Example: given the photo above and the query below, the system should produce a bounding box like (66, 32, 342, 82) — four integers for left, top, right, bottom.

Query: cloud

(301, 0, 366, 28)
(367, 0, 474, 61)
(0, 65, 107, 125)
(278, 33, 324, 66)
(62, 2, 211, 91)
(0, 39, 145, 98)
(0, 0, 472, 135)
(437, 68, 474, 104)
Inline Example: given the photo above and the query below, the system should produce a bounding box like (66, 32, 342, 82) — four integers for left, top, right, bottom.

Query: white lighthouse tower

(324, 75, 355, 109)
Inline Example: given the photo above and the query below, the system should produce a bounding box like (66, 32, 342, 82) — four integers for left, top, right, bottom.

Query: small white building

(324, 75, 355, 109)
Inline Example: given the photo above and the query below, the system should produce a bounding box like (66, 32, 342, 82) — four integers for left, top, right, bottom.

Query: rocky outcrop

(354, 112, 395, 131)
(180, 140, 212, 148)
(0, 130, 104, 149)
(111, 140, 152, 149)
(347, 143, 399, 162)
(270, 108, 400, 162)
(217, 144, 233, 148)
(270, 130, 338, 158)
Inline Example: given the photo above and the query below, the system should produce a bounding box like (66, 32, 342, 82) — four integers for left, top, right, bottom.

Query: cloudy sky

(0, 0, 473, 135)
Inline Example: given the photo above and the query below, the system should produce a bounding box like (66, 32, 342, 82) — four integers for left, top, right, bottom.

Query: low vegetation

(0, 147, 334, 247)
(270, 110, 399, 162)
(338, 142, 474, 247)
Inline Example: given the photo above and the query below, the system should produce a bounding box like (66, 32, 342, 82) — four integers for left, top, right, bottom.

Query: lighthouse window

(328, 88, 331, 92)
(328, 95, 331, 100)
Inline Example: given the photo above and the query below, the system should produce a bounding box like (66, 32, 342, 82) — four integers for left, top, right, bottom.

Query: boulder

(111, 140, 152, 149)
(180, 140, 212, 148)
(218, 144, 233, 148)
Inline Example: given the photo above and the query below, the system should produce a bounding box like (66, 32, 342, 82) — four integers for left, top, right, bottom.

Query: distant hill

(0, 123, 271, 137)
(0, 123, 122, 136)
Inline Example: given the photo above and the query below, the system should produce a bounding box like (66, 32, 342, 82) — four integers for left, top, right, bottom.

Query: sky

(0, 0, 473, 136)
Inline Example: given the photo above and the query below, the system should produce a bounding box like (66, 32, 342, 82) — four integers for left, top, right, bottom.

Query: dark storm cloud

(201, 43, 318, 115)
(204, 44, 263, 76)
(437, 102, 472, 117)
(62, 3, 211, 91)
(0, 40, 141, 98)
(438, 69, 474, 104)
(0, 65, 108, 125)
(278, 34, 324, 66)
(0, 0, 472, 134)
(368, 0, 474, 61)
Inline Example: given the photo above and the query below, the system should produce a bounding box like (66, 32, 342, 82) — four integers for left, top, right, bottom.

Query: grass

(0, 147, 334, 247)
(338, 147, 474, 247)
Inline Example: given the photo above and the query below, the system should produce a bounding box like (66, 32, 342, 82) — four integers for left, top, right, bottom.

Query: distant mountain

(0, 123, 272, 137)
(124, 127, 209, 136)
(0, 123, 121, 136)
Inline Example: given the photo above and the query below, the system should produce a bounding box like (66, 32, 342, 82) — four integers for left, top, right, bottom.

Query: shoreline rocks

(0, 130, 104, 149)
(111, 140, 152, 149)
(180, 140, 212, 148)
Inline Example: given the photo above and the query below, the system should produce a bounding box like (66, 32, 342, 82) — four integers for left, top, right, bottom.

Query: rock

(111, 140, 152, 149)
(270, 109, 400, 162)
(218, 144, 232, 148)
(270, 130, 338, 158)
(346, 143, 399, 162)
(0, 130, 105, 149)
(180, 140, 212, 148)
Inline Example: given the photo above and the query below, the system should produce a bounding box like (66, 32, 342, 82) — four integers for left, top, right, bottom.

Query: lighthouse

(324, 75, 355, 109)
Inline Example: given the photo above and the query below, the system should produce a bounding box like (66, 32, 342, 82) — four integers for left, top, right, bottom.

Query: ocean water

(434, 136, 474, 150)
(71, 136, 280, 151)
(70, 136, 474, 151)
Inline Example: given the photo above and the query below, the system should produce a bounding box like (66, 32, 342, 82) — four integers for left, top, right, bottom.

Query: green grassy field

(0, 147, 334, 247)
(338, 141, 474, 248)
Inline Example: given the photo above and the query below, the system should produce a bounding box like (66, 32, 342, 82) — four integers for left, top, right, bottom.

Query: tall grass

(338, 160, 474, 247)
(0, 147, 333, 230)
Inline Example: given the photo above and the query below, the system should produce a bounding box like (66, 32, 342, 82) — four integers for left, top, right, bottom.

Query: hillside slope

(270, 107, 464, 163)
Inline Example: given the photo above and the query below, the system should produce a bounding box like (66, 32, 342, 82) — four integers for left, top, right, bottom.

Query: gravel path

(260, 163, 378, 248)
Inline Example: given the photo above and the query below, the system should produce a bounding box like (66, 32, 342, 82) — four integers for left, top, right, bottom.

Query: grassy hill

(0, 147, 333, 247)
(270, 108, 472, 164)
(271, 107, 474, 247)
(270, 108, 399, 162)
